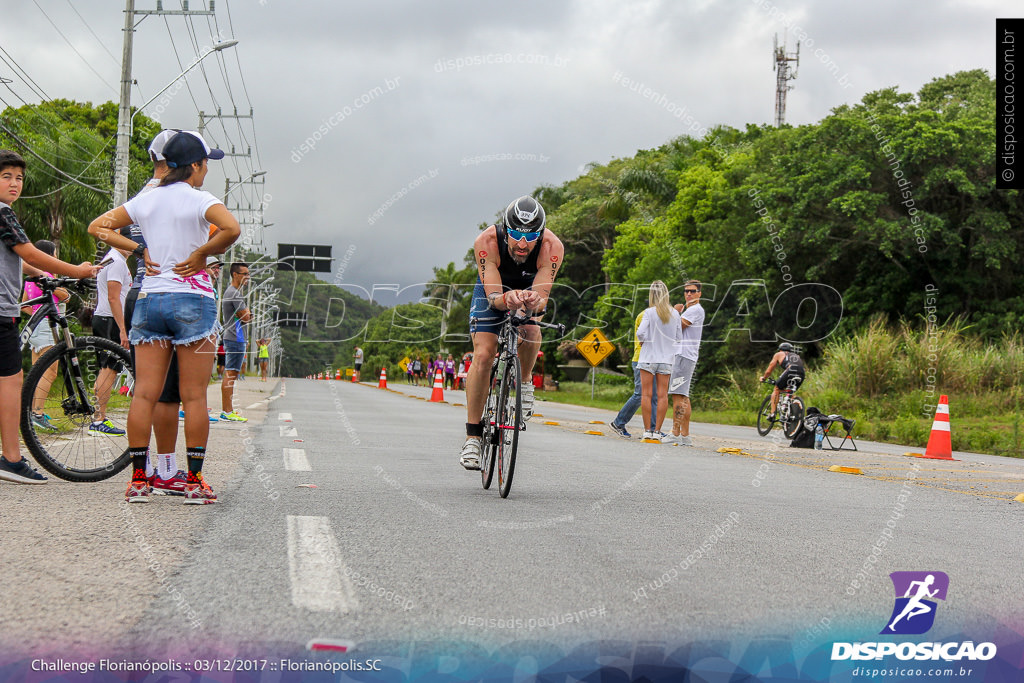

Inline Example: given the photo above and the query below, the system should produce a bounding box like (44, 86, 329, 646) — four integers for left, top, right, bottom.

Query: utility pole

(112, 0, 136, 208)
(112, 0, 217, 208)
(773, 34, 799, 127)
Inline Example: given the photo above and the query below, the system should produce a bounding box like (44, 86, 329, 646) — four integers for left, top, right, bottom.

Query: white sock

(146, 451, 157, 478)
(157, 452, 177, 479)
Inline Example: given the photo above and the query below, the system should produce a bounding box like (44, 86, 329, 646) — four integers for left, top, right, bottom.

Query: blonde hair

(648, 280, 672, 324)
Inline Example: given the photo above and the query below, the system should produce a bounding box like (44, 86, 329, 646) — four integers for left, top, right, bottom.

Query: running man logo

(880, 571, 949, 635)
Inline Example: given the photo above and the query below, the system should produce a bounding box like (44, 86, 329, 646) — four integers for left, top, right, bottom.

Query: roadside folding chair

(817, 414, 858, 451)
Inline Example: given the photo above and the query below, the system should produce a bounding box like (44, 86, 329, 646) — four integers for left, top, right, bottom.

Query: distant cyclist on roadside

(760, 342, 805, 419)
(459, 196, 563, 470)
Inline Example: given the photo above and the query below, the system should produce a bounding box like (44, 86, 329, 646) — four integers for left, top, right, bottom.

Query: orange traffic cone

(378, 367, 388, 389)
(922, 395, 955, 460)
(336, 369, 341, 380)
(429, 367, 445, 402)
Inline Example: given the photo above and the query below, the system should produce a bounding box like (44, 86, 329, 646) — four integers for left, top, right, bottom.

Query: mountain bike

(480, 312, 564, 498)
(756, 377, 805, 438)
(18, 275, 134, 482)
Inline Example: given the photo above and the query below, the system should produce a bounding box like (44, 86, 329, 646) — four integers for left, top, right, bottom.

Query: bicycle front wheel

(497, 356, 522, 498)
(21, 336, 133, 482)
(480, 361, 499, 490)
(783, 396, 805, 438)
(756, 394, 775, 436)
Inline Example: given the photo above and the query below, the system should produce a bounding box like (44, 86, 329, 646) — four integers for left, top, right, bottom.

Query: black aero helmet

(504, 196, 546, 234)
(778, 342, 794, 352)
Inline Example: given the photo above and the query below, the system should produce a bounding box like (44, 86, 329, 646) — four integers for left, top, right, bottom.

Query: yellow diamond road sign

(577, 328, 613, 367)
(398, 357, 410, 373)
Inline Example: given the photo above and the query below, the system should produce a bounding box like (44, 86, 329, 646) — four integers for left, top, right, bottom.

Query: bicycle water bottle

(814, 424, 824, 450)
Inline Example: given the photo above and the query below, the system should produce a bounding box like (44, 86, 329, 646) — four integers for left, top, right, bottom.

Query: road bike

(756, 377, 805, 439)
(480, 312, 564, 498)
(18, 276, 134, 482)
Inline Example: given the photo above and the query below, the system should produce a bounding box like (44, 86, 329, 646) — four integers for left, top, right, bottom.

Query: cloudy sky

(1, 0, 1002, 304)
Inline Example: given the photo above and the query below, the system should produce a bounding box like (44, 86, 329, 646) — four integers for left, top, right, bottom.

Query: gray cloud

(1, 0, 999, 301)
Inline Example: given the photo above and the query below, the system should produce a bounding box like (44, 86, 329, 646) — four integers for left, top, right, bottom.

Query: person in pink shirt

(20, 240, 69, 433)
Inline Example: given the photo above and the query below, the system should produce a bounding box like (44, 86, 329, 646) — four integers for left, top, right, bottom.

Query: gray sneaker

(31, 412, 58, 433)
(678, 435, 693, 446)
(521, 385, 535, 420)
(459, 437, 482, 470)
(660, 432, 681, 445)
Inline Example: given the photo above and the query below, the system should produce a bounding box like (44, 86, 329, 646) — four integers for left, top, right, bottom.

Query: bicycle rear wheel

(783, 396, 805, 438)
(756, 395, 775, 436)
(497, 356, 522, 498)
(21, 336, 133, 482)
(480, 361, 499, 489)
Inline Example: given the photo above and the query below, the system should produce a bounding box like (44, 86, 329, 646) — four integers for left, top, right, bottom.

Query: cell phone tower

(773, 34, 800, 127)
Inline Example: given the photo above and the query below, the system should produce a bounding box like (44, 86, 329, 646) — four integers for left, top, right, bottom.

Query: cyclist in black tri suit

(458, 196, 564, 470)
(760, 342, 805, 418)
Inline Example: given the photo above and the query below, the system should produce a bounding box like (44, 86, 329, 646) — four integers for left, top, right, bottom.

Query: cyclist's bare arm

(475, 227, 507, 312)
(517, 232, 563, 314)
(760, 351, 784, 381)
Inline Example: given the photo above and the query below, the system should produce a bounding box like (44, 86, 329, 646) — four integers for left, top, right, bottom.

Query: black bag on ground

(789, 407, 821, 448)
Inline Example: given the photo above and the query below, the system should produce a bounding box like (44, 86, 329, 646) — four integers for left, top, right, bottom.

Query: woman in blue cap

(88, 131, 240, 505)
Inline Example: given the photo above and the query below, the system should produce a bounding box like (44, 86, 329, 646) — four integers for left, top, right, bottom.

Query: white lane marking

(286, 515, 358, 613)
(283, 448, 311, 471)
(280, 426, 298, 437)
(279, 412, 293, 421)
(246, 385, 286, 410)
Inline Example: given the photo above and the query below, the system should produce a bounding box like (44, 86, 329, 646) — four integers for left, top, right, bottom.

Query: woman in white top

(88, 131, 239, 505)
(635, 280, 682, 439)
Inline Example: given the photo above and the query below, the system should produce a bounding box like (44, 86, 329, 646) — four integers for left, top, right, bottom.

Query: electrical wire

(32, 0, 118, 93)
(64, 0, 121, 68)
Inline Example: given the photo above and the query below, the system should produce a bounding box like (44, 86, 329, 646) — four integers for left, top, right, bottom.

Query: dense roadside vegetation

(5, 74, 1018, 457)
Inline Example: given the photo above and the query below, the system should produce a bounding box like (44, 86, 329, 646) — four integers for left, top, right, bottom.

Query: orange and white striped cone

(336, 370, 341, 380)
(378, 367, 388, 389)
(922, 395, 955, 460)
(429, 367, 445, 402)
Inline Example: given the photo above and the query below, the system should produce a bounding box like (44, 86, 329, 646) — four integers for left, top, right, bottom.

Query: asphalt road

(3, 377, 1022, 672)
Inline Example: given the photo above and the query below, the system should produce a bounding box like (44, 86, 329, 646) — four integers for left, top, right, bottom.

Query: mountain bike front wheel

(21, 336, 133, 482)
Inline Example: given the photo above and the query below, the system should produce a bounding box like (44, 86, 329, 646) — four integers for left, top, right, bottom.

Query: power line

(32, 0, 118, 93)
(64, 0, 121, 68)
(0, 122, 111, 195)
(0, 78, 115, 164)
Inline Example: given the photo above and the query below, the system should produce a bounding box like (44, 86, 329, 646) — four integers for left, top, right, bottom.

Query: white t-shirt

(94, 248, 131, 318)
(123, 181, 221, 299)
(636, 306, 682, 365)
(678, 302, 705, 362)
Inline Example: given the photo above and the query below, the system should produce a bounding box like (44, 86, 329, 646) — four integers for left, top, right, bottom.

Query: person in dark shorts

(353, 346, 363, 382)
(90, 242, 132, 436)
(459, 196, 564, 470)
(760, 342, 806, 418)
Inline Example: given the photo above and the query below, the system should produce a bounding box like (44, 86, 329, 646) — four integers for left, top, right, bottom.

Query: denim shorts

(129, 292, 219, 346)
(224, 340, 246, 372)
(637, 361, 673, 375)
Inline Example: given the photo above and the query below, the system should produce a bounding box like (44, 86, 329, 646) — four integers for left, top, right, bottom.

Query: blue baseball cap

(162, 131, 225, 168)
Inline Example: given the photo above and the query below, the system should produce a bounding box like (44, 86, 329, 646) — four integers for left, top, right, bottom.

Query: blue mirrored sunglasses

(506, 227, 542, 243)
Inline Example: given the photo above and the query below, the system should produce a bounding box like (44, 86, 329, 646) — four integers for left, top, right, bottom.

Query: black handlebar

(508, 313, 566, 336)
(25, 275, 96, 294)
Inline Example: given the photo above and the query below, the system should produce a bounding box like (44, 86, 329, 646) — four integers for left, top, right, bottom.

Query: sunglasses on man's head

(506, 227, 542, 243)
